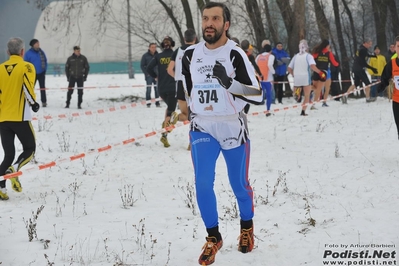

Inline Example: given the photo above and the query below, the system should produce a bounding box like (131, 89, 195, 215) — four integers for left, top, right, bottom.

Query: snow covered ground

(0, 74, 398, 266)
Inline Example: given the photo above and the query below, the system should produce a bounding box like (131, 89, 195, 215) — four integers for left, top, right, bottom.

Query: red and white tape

(32, 98, 162, 121)
(1, 121, 190, 180)
(255, 81, 381, 116)
(2, 81, 381, 180)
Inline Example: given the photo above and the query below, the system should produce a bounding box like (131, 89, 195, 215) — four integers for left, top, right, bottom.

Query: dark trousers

(0, 121, 36, 188)
(274, 75, 285, 103)
(66, 77, 84, 106)
(36, 72, 47, 104)
(393, 101, 399, 138)
(330, 70, 342, 100)
(370, 76, 381, 97)
(146, 76, 159, 106)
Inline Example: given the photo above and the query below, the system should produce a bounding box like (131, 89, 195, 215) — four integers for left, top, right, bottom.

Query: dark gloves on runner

(212, 61, 232, 89)
(31, 102, 40, 113)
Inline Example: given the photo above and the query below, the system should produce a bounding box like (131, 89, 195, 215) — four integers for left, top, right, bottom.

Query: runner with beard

(181, 2, 262, 264)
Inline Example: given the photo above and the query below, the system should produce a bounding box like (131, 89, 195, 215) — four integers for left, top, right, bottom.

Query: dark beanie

(263, 44, 272, 52)
(241, 40, 250, 51)
(30, 39, 39, 47)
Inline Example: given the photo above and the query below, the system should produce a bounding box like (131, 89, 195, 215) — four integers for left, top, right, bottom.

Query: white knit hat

(261, 39, 271, 48)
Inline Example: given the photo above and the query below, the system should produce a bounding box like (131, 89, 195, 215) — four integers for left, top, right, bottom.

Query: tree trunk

(387, 0, 399, 41)
(341, 0, 358, 54)
(196, 0, 210, 10)
(263, 0, 278, 44)
(275, 0, 306, 96)
(371, 0, 388, 55)
(332, 0, 351, 93)
(275, 0, 305, 56)
(244, 0, 266, 50)
(180, 0, 195, 45)
(312, 0, 330, 40)
(293, 0, 306, 42)
(158, 0, 184, 43)
(275, 0, 294, 56)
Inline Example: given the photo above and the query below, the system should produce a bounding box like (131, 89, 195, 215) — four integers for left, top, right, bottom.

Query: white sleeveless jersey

(188, 40, 261, 117)
(288, 53, 315, 86)
(174, 47, 185, 81)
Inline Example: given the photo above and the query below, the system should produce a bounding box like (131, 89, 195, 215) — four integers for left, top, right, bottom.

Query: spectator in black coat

(65, 46, 89, 109)
(140, 43, 160, 107)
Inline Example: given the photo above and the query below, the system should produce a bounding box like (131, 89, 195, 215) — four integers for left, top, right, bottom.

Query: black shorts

(175, 80, 186, 101)
(159, 90, 177, 115)
(353, 70, 370, 87)
(312, 71, 327, 81)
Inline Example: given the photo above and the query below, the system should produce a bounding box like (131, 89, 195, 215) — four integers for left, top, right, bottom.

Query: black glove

(371, 67, 378, 74)
(84, 76, 87, 82)
(67, 77, 70, 82)
(31, 102, 40, 113)
(212, 61, 232, 89)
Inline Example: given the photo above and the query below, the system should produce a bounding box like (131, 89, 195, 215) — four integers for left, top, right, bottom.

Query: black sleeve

(147, 56, 157, 78)
(248, 54, 261, 76)
(359, 48, 374, 69)
(182, 49, 194, 96)
(379, 60, 393, 91)
(140, 54, 146, 74)
(84, 56, 90, 76)
(65, 57, 70, 77)
(231, 50, 255, 85)
(171, 49, 179, 61)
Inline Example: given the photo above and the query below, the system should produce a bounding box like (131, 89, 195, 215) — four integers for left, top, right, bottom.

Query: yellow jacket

(367, 54, 386, 76)
(0, 55, 36, 122)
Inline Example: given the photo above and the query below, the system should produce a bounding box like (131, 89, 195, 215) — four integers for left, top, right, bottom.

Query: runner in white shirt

(288, 39, 324, 116)
(181, 2, 262, 265)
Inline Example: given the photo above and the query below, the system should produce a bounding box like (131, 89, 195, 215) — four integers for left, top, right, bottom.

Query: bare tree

(263, 0, 278, 43)
(275, 0, 305, 56)
(312, 0, 330, 41)
(387, 0, 399, 40)
(244, 0, 266, 50)
(196, 0, 210, 10)
(332, 0, 351, 93)
(341, 0, 358, 54)
(27, 0, 394, 79)
(293, 0, 306, 41)
(371, 0, 388, 54)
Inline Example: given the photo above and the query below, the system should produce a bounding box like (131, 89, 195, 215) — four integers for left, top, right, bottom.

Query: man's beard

(202, 27, 223, 44)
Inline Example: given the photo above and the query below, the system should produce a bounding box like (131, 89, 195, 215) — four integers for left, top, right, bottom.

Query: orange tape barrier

(36, 78, 357, 91)
(1, 120, 190, 180)
(256, 81, 381, 116)
(37, 84, 154, 90)
(3, 81, 380, 180)
(32, 98, 162, 121)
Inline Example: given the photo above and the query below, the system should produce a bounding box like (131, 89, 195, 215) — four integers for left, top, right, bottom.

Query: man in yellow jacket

(368, 45, 387, 97)
(0, 37, 40, 200)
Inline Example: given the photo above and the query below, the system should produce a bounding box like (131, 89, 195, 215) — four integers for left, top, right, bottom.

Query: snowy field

(0, 73, 398, 266)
